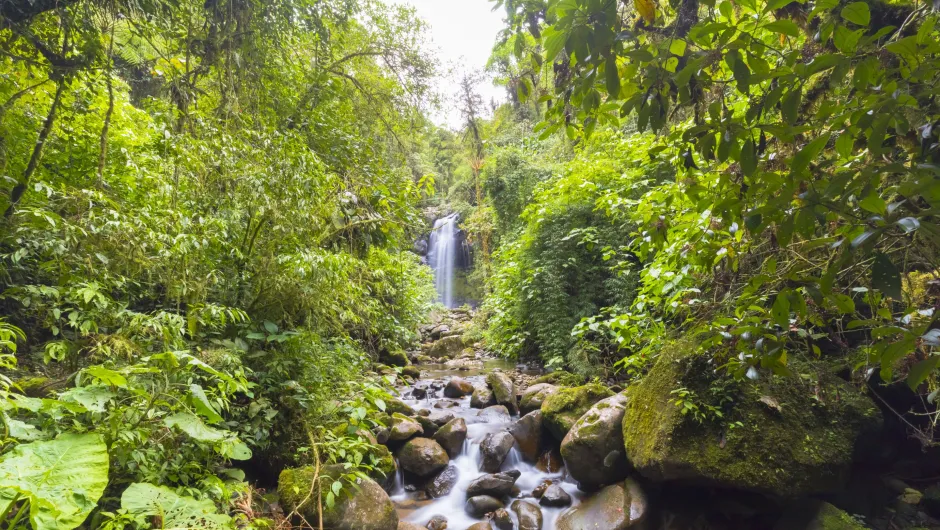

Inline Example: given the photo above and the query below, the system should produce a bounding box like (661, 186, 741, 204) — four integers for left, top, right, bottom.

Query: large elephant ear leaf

(0, 433, 109, 530)
(121, 482, 232, 529)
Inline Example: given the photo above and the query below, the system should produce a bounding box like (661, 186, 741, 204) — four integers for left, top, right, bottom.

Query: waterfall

(428, 213, 459, 308)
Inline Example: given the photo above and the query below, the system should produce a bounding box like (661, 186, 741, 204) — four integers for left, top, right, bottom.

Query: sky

(396, 0, 508, 129)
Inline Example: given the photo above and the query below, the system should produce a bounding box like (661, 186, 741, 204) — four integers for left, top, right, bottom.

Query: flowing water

(428, 214, 459, 308)
(391, 361, 585, 529)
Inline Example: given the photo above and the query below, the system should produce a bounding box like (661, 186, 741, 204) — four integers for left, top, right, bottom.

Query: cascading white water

(428, 213, 459, 308)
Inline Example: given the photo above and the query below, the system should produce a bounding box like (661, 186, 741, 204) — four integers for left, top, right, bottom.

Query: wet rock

(536, 448, 564, 473)
(389, 413, 424, 441)
(465, 523, 493, 530)
(416, 415, 440, 437)
(560, 393, 629, 490)
(466, 470, 522, 498)
(426, 465, 459, 498)
(510, 410, 544, 463)
(429, 410, 457, 426)
(532, 480, 551, 499)
(429, 336, 466, 359)
(465, 495, 505, 517)
(279, 464, 398, 530)
(387, 396, 416, 416)
(418, 409, 432, 417)
(556, 478, 648, 530)
(520, 383, 559, 415)
(480, 431, 515, 472)
(446, 358, 484, 371)
(431, 324, 450, 340)
(478, 405, 511, 423)
(433, 417, 467, 459)
(541, 383, 613, 441)
(398, 522, 425, 530)
(491, 509, 513, 530)
(426, 515, 448, 530)
(398, 438, 449, 477)
(486, 371, 518, 414)
(374, 426, 390, 445)
(402, 365, 422, 379)
(368, 444, 398, 491)
(539, 484, 571, 507)
(511, 500, 544, 530)
(412, 387, 428, 400)
(444, 377, 475, 398)
(773, 500, 866, 529)
(434, 400, 460, 409)
(471, 387, 497, 409)
(381, 348, 410, 367)
(622, 340, 883, 497)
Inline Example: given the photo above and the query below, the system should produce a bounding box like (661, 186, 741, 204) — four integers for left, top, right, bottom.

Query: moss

(278, 464, 398, 530)
(532, 370, 584, 387)
(381, 348, 410, 367)
(14, 376, 52, 397)
(384, 396, 414, 416)
(541, 383, 613, 440)
(367, 444, 396, 488)
(622, 340, 883, 497)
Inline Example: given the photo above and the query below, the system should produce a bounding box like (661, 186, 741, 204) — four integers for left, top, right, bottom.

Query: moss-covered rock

(401, 365, 421, 379)
(368, 444, 398, 491)
(385, 396, 415, 416)
(14, 376, 52, 397)
(427, 336, 466, 359)
(520, 383, 559, 414)
(532, 371, 584, 387)
(774, 500, 867, 529)
(561, 393, 629, 490)
(541, 383, 613, 440)
(278, 464, 398, 530)
(380, 348, 410, 367)
(388, 413, 423, 441)
(486, 371, 518, 414)
(622, 340, 883, 497)
(397, 437, 449, 477)
(556, 478, 648, 530)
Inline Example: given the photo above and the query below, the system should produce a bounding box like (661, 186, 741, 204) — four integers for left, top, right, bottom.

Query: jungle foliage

(0, 0, 438, 527)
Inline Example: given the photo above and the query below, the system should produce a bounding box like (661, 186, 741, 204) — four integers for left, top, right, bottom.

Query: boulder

(429, 336, 466, 359)
(426, 465, 459, 498)
(531, 370, 583, 387)
(466, 470, 521, 498)
(465, 495, 504, 517)
(433, 417, 468, 458)
(622, 340, 883, 497)
(398, 438, 449, 477)
(486, 372, 518, 414)
(430, 324, 450, 340)
(388, 413, 423, 441)
(480, 431, 515, 472)
(415, 415, 440, 437)
(539, 484, 572, 507)
(402, 365, 421, 379)
(368, 444, 398, 491)
(510, 410, 544, 463)
(774, 500, 867, 530)
(556, 478, 648, 530)
(541, 383, 613, 440)
(397, 522, 425, 530)
(471, 387, 497, 409)
(411, 387, 428, 400)
(466, 523, 493, 530)
(279, 465, 398, 530)
(520, 383, 559, 414)
(478, 405, 512, 423)
(511, 500, 544, 530)
(444, 377, 475, 398)
(426, 515, 448, 530)
(386, 396, 416, 416)
(561, 393, 630, 490)
(491, 509, 513, 530)
(381, 348, 410, 367)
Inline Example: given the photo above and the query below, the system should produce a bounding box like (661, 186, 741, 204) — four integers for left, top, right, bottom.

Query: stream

(391, 360, 582, 529)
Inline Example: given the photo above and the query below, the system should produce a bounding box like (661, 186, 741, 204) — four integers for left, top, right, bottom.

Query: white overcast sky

(396, 0, 508, 128)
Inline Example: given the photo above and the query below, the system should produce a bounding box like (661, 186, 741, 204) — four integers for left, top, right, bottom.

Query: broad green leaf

(772, 290, 791, 328)
(189, 384, 223, 424)
(781, 88, 801, 124)
(859, 193, 886, 215)
(58, 385, 115, 413)
(164, 412, 226, 442)
(828, 293, 856, 314)
(868, 113, 890, 157)
(907, 356, 940, 390)
(83, 366, 127, 388)
(669, 39, 687, 56)
(791, 133, 831, 176)
(606, 57, 621, 97)
(0, 433, 109, 530)
(841, 2, 870, 26)
(543, 28, 569, 61)
(764, 20, 800, 37)
(741, 138, 757, 177)
(871, 253, 901, 299)
(121, 483, 231, 529)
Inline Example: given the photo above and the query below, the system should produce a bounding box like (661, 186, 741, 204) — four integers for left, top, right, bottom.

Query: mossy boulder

(622, 340, 883, 497)
(561, 393, 630, 490)
(541, 383, 614, 440)
(520, 383, 559, 414)
(432, 417, 467, 458)
(385, 396, 415, 416)
(556, 478, 648, 530)
(401, 365, 421, 379)
(380, 348, 410, 367)
(14, 376, 53, 397)
(774, 500, 867, 529)
(428, 336, 466, 359)
(471, 386, 497, 409)
(388, 413, 423, 441)
(278, 464, 398, 530)
(397, 437, 449, 477)
(486, 371, 518, 414)
(368, 444, 398, 491)
(532, 370, 584, 387)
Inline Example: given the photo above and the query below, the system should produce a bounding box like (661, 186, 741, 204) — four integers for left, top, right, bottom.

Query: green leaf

(543, 27, 569, 61)
(791, 133, 831, 177)
(121, 483, 231, 529)
(741, 138, 757, 177)
(841, 2, 870, 26)
(164, 412, 226, 442)
(0, 434, 109, 530)
(828, 293, 856, 314)
(781, 88, 801, 124)
(606, 56, 621, 98)
(859, 193, 886, 214)
(871, 253, 901, 299)
(58, 385, 115, 413)
(907, 356, 940, 390)
(84, 366, 127, 388)
(764, 20, 800, 37)
(189, 384, 223, 424)
(868, 113, 890, 157)
(833, 26, 864, 53)
(669, 39, 687, 56)
(772, 290, 791, 327)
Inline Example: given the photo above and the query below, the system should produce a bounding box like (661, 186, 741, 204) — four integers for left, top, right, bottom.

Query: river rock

(539, 484, 572, 507)
(279, 464, 398, 530)
(478, 405, 511, 423)
(429, 410, 457, 426)
(486, 371, 518, 414)
(510, 410, 544, 463)
(466, 470, 521, 498)
(386, 396, 416, 416)
(511, 500, 544, 530)
(471, 386, 497, 409)
(380, 348, 410, 367)
(426, 465, 459, 498)
(560, 392, 629, 490)
(465, 495, 504, 517)
(368, 444, 398, 491)
(520, 383, 559, 414)
(466, 523, 493, 530)
(411, 387, 428, 400)
(541, 383, 613, 440)
(398, 438, 449, 477)
(415, 415, 439, 437)
(556, 478, 648, 530)
(429, 336, 466, 359)
(402, 365, 421, 379)
(426, 515, 448, 530)
(480, 431, 515, 472)
(434, 400, 460, 409)
(389, 413, 423, 441)
(444, 377, 475, 398)
(622, 340, 883, 497)
(433, 417, 468, 458)
(773, 499, 867, 529)
(491, 509, 513, 530)
(430, 324, 450, 339)
(397, 522, 424, 530)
